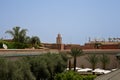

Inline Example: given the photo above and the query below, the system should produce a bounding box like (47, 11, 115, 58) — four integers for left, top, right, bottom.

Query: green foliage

(24, 53, 68, 80)
(4, 27, 41, 49)
(86, 54, 99, 70)
(8, 42, 29, 49)
(54, 71, 96, 80)
(100, 54, 110, 69)
(70, 48, 83, 71)
(15, 59, 35, 80)
(7, 42, 29, 49)
(26, 36, 41, 49)
(0, 57, 35, 80)
(0, 53, 68, 80)
(82, 75, 96, 80)
(5, 26, 28, 43)
(0, 40, 30, 49)
(70, 48, 83, 57)
(60, 53, 68, 62)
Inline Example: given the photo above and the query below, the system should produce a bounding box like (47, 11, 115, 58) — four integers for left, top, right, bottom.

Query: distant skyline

(0, 0, 120, 45)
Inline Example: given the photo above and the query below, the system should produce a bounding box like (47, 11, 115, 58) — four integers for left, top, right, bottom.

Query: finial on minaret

(56, 33, 62, 44)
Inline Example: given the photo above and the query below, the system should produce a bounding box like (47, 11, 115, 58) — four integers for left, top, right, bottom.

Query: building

(42, 34, 120, 50)
(1, 34, 120, 69)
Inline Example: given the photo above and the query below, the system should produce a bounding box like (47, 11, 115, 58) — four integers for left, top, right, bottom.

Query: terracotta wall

(64, 44, 81, 50)
(101, 44, 119, 49)
(42, 43, 120, 50)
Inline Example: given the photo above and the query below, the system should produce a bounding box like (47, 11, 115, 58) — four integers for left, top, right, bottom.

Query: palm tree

(67, 54, 72, 70)
(5, 26, 27, 43)
(30, 36, 41, 48)
(70, 48, 83, 71)
(86, 54, 99, 74)
(100, 54, 110, 69)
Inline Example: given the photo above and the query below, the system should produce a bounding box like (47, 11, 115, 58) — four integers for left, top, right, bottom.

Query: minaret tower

(56, 33, 62, 44)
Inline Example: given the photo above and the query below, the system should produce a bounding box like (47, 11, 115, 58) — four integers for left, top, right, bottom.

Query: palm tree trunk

(92, 65, 95, 75)
(69, 59, 71, 70)
(103, 63, 106, 70)
(74, 56, 76, 71)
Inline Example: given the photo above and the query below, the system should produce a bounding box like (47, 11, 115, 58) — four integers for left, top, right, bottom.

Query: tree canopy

(0, 57, 35, 80)
(100, 54, 110, 69)
(23, 53, 68, 80)
(86, 54, 99, 70)
(5, 26, 41, 49)
(0, 53, 68, 80)
(5, 26, 28, 43)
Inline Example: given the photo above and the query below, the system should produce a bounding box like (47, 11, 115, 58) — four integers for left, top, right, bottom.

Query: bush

(54, 71, 82, 80)
(82, 75, 96, 80)
(54, 71, 96, 80)
(0, 40, 30, 49)
(8, 42, 29, 49)
(24, 53, 68, 80)
(0, 57, 35, 80)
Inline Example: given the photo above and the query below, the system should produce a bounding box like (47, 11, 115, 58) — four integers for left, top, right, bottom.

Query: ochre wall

(42, 42, 120, 50)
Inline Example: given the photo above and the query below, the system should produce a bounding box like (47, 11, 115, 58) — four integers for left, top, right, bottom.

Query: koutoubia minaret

(56, 33, 62, 44)
(56, 34, 64, 50)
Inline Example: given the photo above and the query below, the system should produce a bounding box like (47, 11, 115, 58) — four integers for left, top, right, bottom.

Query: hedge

(54, 71, 96, 80)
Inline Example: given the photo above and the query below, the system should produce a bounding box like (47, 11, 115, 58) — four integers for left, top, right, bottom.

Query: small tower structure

(56, 34, 64, 50)
(56, 34, 62, 44)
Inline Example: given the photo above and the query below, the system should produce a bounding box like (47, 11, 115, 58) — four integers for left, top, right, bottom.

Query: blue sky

(0, 0, 120, 45)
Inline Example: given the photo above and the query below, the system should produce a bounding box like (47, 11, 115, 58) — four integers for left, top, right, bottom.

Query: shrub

(9, 42, 29, 49)
(0, 57, 35, 80)
(54, 71, 96, 80)
(24, 53, 68, 80)
(0, 40, 30, 49)
(82, 75, 96, 80)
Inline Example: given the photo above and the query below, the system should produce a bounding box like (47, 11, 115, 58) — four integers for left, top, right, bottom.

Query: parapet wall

(0, 49, 59, 57)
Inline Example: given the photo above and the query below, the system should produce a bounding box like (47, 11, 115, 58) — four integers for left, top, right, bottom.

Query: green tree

(0, 58, 8, 80)
(30, 36, 41, 48)
(5, 26, 28, 43)
(0, 57, 35, 80)
(86, 54, 99, 74)
(24, 53, 67, 80)
(29, 57, 50, 80)
(100, 54, 110, 69)
(15, 59, 36, 80)
(70, 48, 83, 71)
(86, 54, 99, 70)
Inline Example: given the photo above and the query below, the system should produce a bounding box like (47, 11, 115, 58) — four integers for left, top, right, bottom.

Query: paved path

(95, 69, 120, 80)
